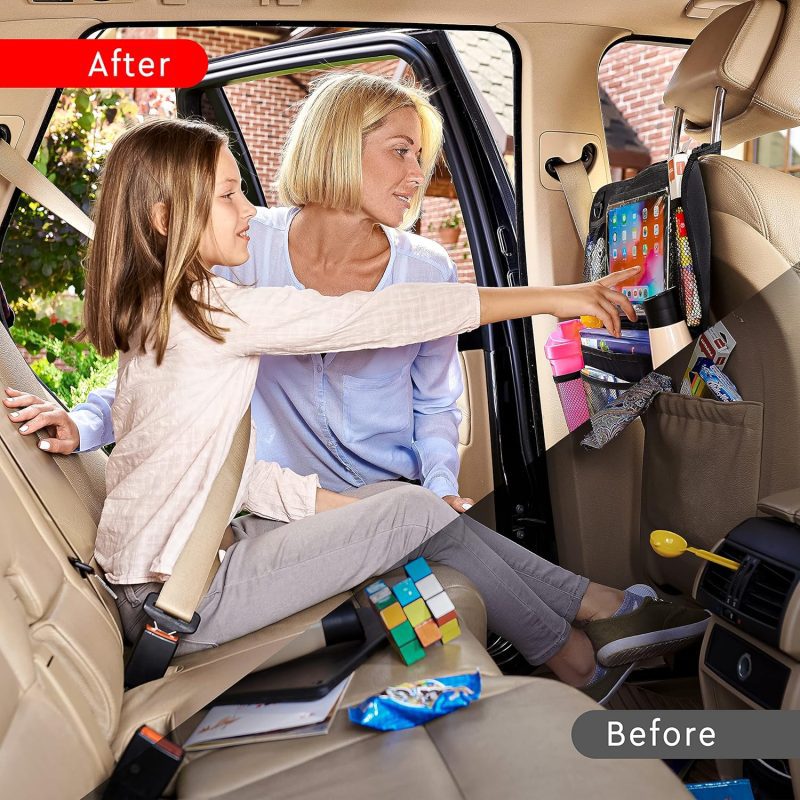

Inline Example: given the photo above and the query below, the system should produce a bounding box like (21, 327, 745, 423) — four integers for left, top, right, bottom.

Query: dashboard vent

(739, 560, 795, 629)
(698, 541, 798, 647)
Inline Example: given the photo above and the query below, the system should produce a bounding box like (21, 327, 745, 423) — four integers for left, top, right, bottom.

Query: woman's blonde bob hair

(277, 71, 443, 229)
(81, 117, 231, 365)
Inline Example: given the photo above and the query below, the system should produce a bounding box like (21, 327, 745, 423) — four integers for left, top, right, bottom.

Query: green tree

(0, 89, 137, 302)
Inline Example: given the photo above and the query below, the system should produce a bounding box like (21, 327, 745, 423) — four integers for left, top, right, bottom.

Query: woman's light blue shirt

(216, 206, 463, 497)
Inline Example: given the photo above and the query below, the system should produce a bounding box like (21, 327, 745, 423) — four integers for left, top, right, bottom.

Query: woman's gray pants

(116, 482, 589, 665)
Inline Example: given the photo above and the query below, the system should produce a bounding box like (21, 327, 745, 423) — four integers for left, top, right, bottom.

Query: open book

(184, 675, 352, 751)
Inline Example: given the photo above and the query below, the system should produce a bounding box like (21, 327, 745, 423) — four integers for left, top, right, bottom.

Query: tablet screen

(607, 192, 669, 306)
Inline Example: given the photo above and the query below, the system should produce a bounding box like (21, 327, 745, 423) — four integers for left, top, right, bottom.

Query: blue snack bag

(348, 672, 481, 731)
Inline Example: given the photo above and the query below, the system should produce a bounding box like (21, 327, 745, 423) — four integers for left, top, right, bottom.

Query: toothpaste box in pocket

(687, 357, 742, 402)
(680, 321, 736, 395)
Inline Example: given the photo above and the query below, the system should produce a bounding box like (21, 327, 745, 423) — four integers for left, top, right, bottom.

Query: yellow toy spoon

(650, 530, 740, 571)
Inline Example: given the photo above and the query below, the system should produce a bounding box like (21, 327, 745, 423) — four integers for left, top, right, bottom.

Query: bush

(12, 296, 117, 407)
(1, 89, 133, 406)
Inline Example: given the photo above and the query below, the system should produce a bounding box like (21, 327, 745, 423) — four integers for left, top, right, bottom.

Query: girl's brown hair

(81, 118, 230, 364)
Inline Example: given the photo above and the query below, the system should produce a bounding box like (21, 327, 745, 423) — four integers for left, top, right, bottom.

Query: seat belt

(125, 409, 252, 688)
(0, 136, 253, 685)
(0, 138, 94, 238)
(553, 158, 594, 249)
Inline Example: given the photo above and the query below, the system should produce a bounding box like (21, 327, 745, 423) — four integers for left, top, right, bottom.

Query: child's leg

(397, 514, 585, 670)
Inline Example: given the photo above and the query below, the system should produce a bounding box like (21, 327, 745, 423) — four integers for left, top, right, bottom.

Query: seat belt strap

(0, 138, 94, 239)
(124, 408, 251, 688)
(553, 158, 594, 249)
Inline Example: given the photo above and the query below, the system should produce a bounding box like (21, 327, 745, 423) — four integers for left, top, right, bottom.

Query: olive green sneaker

(582, 662, 638, 706)
(583, 598, 710, 667)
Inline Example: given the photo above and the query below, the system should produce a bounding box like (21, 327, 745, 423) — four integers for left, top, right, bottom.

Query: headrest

(664, 0, 800, 147)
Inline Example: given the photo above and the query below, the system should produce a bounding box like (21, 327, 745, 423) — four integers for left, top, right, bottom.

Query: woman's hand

(3, 387, 80, 453)
(543, 266, 640, 338)
(443, 495, 475, 513)
(315, 487, 359, 513)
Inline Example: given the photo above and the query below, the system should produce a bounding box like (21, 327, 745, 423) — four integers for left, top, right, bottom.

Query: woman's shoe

(582, 661, 638, 706)
(583, 598, 710, 667)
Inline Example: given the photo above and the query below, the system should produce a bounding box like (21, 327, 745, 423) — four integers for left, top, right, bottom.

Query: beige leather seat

(642, 0, 800, 593)
(0, 319, 690, 796)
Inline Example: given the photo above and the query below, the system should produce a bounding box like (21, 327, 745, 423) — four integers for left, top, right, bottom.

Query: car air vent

(739, 560, 795, 629)
(701, 541, 743, 601)
(698, 539, 798, 649)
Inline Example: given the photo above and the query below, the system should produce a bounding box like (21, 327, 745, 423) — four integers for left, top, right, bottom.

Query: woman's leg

(395, 511, 596, 684)
(353, 483, 621, 627)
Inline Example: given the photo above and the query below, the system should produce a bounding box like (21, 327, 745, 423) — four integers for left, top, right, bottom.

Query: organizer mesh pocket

(582, 373, 633, 417)
(554, 375, 591, 431)
(584, 234, 607, 283)
(672, 204, 702, 327)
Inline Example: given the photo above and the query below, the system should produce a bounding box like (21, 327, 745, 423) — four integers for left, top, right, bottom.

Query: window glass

(598, 42, 688, 180)
(2, 24, 521, 403)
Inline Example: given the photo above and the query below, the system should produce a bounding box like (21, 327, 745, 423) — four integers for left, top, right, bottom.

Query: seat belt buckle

(124, 592, 201, 688)
(103, 725, 184, 800)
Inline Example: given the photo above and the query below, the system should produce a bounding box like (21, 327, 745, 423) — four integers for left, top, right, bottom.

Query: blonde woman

(75, 73, 485, 512)
(5, 117, 707, 705)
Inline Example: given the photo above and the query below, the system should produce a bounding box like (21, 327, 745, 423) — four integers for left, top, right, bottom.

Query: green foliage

(12, 296, 117, 407)
(440, 209, 462, 229)
(0, 89, 137, 302)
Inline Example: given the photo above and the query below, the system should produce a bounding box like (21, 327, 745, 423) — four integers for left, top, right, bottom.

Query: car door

(178, 28, 555, 555)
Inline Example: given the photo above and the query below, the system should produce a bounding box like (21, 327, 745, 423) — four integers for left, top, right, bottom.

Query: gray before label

(572, 711, 800, 759)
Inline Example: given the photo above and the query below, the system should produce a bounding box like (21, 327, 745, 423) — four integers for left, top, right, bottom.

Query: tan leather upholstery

(174, 676, 689, 800)
(664, 0, 800, 147)
(456, 348, 495, 506)
(701, 154, 800, 315)
(758, 487, 800, 525)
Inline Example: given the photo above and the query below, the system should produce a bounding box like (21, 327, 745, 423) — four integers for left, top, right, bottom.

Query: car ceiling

(0, 0, 719, 39)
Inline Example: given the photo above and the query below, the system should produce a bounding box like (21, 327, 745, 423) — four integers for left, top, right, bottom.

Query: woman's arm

(411, 336, 462, 499)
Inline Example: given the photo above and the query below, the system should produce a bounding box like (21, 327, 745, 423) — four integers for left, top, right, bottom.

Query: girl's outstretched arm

(478, 267, 639, 337)
(216, 266, 640, 358)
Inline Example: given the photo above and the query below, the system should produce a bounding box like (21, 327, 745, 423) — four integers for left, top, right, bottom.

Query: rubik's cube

(364, 557, 461, 665)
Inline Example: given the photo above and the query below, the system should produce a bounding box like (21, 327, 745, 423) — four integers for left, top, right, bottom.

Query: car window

(0, 24, 520, 405)
(598, 41, 688, 180)
(599, 40, 762, 177)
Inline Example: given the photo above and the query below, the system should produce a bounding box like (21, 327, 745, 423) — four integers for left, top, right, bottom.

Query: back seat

(0, 322, 687, 797)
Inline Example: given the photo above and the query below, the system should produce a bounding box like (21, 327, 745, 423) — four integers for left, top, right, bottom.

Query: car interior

(1, 0, 800, 798)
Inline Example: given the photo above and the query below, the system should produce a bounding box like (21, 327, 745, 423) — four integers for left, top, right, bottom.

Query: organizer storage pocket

(581, 369, 633, 417)
(582, 346, 652, 385)
(641, 392, 764, 595)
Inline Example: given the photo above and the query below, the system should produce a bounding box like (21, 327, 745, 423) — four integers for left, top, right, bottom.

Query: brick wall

(599, 42, 687, 164)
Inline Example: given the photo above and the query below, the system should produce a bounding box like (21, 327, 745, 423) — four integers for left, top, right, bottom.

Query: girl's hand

(545, 266, 641, 338)
(3, 387, 80, 453)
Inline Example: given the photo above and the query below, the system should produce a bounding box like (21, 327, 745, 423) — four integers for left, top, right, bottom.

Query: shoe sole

(596, 618, 710, 668)
(596, 661, 638, 706)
